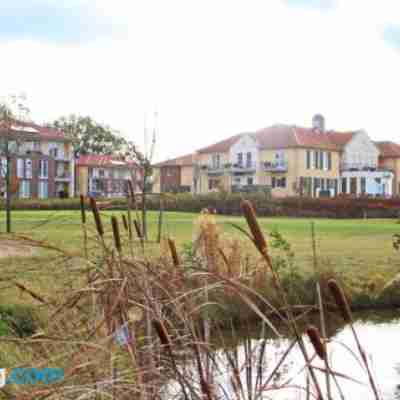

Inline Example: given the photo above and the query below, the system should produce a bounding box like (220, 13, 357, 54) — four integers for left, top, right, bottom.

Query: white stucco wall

(342, 131, 379, 168)
(229, 134, 258, 166)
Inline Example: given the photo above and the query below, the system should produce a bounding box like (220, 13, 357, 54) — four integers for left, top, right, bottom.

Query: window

(319, 151, 324, 170)
(328, 152, 332, 170)
(39, 160, 48, 179)
(19, 180, 31, 198)
(272, 176, 286, 188)
(314, 151, 319, 169)
(246, 152, 252, 168)
(0, 157, 6, 178)
(361, 177, 366, 194)
(38, 181, 48, 199)
(49, 147, 58, 158)
(99, 169, 105, 178)
(313, 177, 320, 197)
(350, 177, 357, 195)
(17, 159, 24, 178)
(342, 177, 347, 194)
(25, 159, 32, 179)
(321, 178, 326, 190)
(212, 154, 220, 169)
(208, 178, 219, 190)
(306, 150, 311, 169)
(237, 153, 243, 167)
(247, 177, 253, 185)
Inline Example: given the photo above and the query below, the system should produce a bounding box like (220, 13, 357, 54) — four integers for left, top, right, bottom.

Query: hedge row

(1, 193, 400, 218)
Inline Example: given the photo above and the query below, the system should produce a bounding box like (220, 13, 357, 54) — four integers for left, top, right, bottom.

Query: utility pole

(5, 138, 11, 233)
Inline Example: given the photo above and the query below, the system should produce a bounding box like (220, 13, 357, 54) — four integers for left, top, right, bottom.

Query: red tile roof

(154, 153, 194, 167)
(197, 133, 243, 154)
(196, 125, 356, 154)
(76, 154, 137, 168)
(0, 120, 68, 141)
(375, 141, 400, 158)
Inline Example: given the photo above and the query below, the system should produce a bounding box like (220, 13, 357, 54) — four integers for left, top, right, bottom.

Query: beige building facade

(155, 116, 400, 198)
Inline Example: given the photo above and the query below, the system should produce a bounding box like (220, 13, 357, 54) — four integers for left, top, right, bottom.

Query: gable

(342, 131, 379, 165)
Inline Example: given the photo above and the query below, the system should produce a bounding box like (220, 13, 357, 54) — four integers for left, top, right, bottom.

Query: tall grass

(0, 197, 382, 400)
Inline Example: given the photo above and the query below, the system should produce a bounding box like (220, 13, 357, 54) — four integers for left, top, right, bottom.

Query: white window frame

(39, 160, 49, 179)
(17, 158, 24, 178)
(38, 181, 48, 199)
(25, 159, 32, 179)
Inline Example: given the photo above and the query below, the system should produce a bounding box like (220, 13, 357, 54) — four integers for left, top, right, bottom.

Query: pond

(164, 309, 400, 400)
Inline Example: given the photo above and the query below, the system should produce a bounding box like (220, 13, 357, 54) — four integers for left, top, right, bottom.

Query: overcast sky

(1, 0, 400, 161)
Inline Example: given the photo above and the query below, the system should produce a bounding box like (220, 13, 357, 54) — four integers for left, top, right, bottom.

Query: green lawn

(0, 210, 400, 305)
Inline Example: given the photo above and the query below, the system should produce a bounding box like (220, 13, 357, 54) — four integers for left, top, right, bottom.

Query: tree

(0, 95, 30, 233)
(50, 115, 127, 156)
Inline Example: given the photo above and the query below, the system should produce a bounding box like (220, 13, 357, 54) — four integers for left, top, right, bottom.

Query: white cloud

(0, 0, 400, 161)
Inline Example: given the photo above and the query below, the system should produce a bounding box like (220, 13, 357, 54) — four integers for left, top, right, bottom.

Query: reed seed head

(167, 237, 180, 267)
(328, 279, 352, 323)
(241, 200, 267, 255)
(134, 220, 142, 238)
(122, 214, 129, 231)
(111, 216, 122, 252)
(306, 325, 326, 360)
(89, 197, 104, 237)
(127, 180, 136, 206)
(153, 319, 171, 348)
(79, 195, 86, 224)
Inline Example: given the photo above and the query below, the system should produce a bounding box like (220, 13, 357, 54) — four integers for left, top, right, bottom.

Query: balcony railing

(204, 162, 257, 174)
(262, 161, 288, 172)
(55, 172, 71, 180)
(340, 163, 379, 172)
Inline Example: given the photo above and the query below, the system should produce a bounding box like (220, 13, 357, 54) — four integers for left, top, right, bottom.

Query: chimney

(312, 114, 325, 132)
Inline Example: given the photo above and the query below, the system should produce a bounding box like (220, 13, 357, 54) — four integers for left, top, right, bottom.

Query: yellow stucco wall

(381, 158, 400, 195)
(259, 148, 341, 197)
(78, 166, 89, 196)
(152, 168, 161, 193)
(181, 165, 194, 187)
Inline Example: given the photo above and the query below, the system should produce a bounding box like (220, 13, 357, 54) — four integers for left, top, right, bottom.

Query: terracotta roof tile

(197, 133, 243, 154)
(375, 141, 400, 158)
(76, 154, 137, 168)
(154, 153, 194, 167)
(0, 120, 68, 141)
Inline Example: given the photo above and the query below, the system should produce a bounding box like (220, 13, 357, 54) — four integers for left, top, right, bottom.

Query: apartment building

(0, 121, 75, 198)
(152, 153, 194, 193)
(156, 115, 398, 197)
(76, 154, 140, 198)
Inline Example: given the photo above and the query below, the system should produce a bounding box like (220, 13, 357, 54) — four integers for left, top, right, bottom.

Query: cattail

(167, 238, 180, 267)
(306, 325, 326, 360)
(153, 319, 171, 349)
(79, 195, 86, 224)
(328, 279, 352, 323)
(90, 197, 104, 237)
(134, 220, 142, 238)
(122, 214, 128, 231)
(111, 216, 121, 252)
(127, 180, 136, 207)
(241, 200, 267, 255)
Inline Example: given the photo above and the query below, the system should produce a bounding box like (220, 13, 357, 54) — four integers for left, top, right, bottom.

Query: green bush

(1, 193, 400, 218)
(0, 304, 38, 337)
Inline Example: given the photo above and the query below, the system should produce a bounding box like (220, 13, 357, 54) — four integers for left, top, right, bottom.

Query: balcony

(55, 172, 71, 181)
(204, 162, 257, 175)
(262, 161, 288, 172)
(340, 163, 385, 172)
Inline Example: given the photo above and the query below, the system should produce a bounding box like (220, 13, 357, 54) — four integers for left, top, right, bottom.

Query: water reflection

(215, 310, 400, 399)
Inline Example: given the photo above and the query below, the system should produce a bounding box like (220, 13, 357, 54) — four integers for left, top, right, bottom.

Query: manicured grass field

(0, 210, 400, 306)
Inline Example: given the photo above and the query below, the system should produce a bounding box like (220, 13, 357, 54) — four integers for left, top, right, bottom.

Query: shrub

(0, 304, 38, 337)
